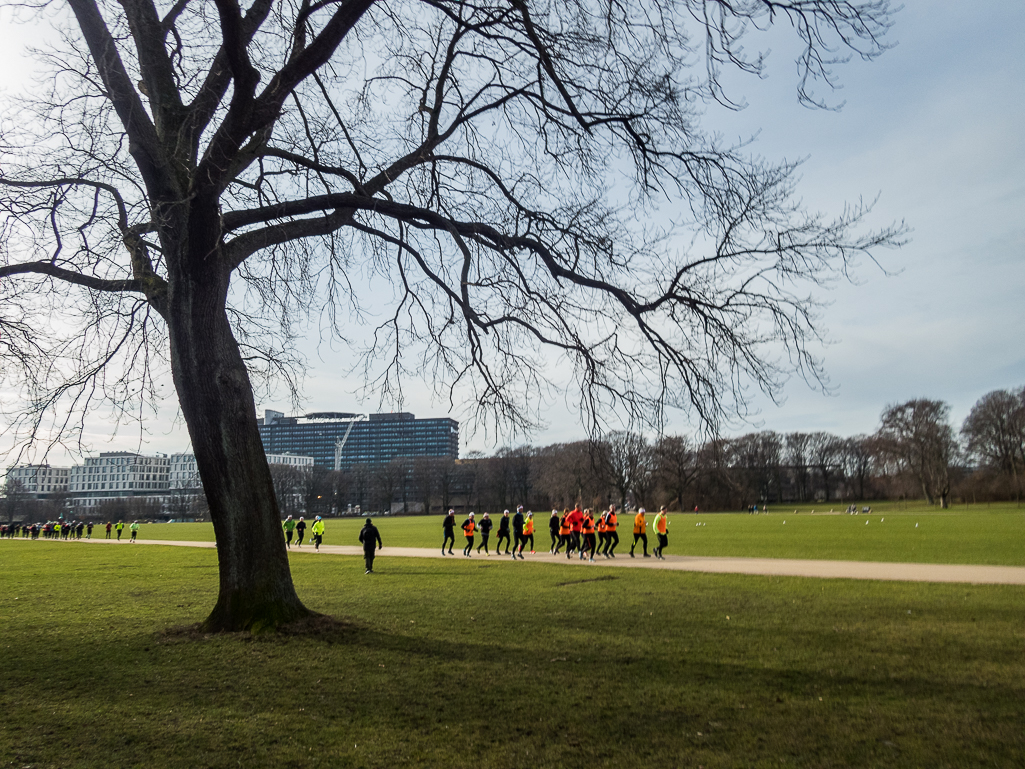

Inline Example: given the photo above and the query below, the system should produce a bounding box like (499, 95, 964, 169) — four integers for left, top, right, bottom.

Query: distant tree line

(274, 388, 1025, 515)
(4, 387, 1023, 520)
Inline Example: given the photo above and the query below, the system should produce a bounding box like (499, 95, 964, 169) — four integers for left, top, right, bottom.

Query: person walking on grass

(477, 512, 493, 555)
(653, 506, 669, 559)
(548, 510, 560, 553)
(105, 521, 112, 539)
(359, 517, 383, 574)
(630, 508, 649, 557)
(497, 510, 512, 555)
(311, 516, 325, 551)
(442, 508, 457, 555)
(462, 512, 476, 557)
(282, 515, 296, 548)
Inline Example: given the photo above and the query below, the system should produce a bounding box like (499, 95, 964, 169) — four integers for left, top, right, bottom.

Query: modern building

(66, 452, 171, 508)
(257, 410, 459, 469)
(4, 464, 71, 499)
(169, 451, 314, 491)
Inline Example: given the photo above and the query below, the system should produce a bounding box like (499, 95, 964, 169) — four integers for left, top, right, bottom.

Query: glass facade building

(257, 410, 459, 469)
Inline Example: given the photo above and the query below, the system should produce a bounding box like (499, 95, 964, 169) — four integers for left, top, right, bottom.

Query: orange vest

(655, 514, 668, 534)
(524, 519, 534, 535)
(559, 517, 571, 536)
(582, 515, 595, 534)
(607, 513, 618, 531)
(463, 520, 475, 536)
(633, 513, 645, 534)
(597, 516, 607, 534)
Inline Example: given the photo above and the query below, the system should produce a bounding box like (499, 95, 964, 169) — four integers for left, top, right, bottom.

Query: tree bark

(166, 217, 310, 631)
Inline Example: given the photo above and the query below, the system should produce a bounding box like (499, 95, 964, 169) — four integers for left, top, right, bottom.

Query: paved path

(14, 537, 1025, 585)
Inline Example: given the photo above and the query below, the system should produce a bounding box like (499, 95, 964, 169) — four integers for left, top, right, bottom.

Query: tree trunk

(167, 231, 311, 632)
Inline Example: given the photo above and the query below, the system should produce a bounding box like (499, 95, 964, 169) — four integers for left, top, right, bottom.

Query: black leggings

(463, 536, 474, 556)
(443, 530, 455, 551)
(604, 530, 619, 555)
(631, 532, 647, 554)
(477, 533, 490, 553)
(497, 531, 510, 553)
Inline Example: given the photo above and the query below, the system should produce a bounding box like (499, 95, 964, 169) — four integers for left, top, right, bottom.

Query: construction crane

(333, 415, 365, 471)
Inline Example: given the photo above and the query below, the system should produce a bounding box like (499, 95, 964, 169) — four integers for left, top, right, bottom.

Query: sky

(1, 1, 1023, 465)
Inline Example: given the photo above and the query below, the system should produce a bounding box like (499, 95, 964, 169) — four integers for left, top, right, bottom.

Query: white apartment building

(66, 452, 171, 508)
(5, 465, 71, 499)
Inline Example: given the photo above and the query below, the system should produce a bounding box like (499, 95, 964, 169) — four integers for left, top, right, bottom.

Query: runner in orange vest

(602, 504, 620, 558)
(523, 512, 535, 554)
(554, 510, 571, 555)
(580, 509, 597, 561)
(630, 508, 649, 557)
(596, 510, 608, 558)
(653, 506, 669, 559)
(462, 513, 476, 557)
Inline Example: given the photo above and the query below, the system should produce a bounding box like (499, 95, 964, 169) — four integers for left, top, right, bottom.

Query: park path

(14, 537, 1025, 585)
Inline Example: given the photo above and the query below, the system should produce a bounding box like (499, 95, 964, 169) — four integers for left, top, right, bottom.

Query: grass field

(2, 515, 1024, 768)
(135, 501, 1025, 566)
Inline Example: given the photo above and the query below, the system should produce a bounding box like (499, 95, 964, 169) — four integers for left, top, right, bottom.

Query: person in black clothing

(442, 509, 456, 555)
(295, 517, 306, 547)
(548, 510, 560, 553)
(359, 518, 383, 574)
(496, 510, 512, 555)
(511, 506, 525, 560)
(476, 512, 493, 555)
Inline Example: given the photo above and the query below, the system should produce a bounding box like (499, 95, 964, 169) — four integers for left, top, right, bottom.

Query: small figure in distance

(477, 512, 493, 555)
(115, 520, 124, 541)
(603, 505, 619, 558)
(311, 516, 325, 551)
(129, 519, 140, 543)
(105, 521, 112, 539)
(295, 516, 306, 547)
(442, 508, 457, 555)
(359, 517, 383, 574)
(548, 510, 560, 554)
(523, 511, 535, 554)
(462, 512, 476, 557)
(630, 508, 649, 557)
(497, 510, 512, 555)
(282, 514, 296, 548)
(511, 506, 526, 560)
(653, 506, 669, 560)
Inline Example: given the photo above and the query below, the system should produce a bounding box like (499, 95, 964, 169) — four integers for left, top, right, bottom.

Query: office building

(257, 410, 459, 469)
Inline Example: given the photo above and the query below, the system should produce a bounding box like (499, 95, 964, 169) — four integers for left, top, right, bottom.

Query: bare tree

(961, 387, 1025, 500)
(877, 399, 958, 508)
(0, 0, 903, 630)
(653, 434, 699, 511)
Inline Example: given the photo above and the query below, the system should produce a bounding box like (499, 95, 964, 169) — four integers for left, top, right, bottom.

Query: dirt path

(17, 537, 1025, 585)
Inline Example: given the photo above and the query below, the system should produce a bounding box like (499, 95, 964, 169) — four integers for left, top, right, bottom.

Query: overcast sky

(2, 2, 1023, 464)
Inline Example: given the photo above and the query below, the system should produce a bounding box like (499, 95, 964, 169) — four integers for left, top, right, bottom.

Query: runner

(548, 510, 560, 553)
(630, 508, 649, 557)
(442, 509, 457, 555)
(653, 506, 669, 560)
(523, 512, 535, 554)
(580, 509, 596, 561)
(604, 505, 619, 558)
(497, 510, 512, 555)
(282, 515, 296, 548)
(462, 512, 476, 557)
(511, 506, 525, 560)
(129, 520, 140, 543)
(311, 516, 325, 551)
(476, 512, 493, 555)
(295, 516, 307, 547)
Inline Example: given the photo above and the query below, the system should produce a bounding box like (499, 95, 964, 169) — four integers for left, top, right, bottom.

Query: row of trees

(260, 388, 1025, 516)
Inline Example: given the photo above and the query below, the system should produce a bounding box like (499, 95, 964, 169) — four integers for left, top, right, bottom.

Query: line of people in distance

(443, 505, 671, 562)
(4, 520, 140, 541)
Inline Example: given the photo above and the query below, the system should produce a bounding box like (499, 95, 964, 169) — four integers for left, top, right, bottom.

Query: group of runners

(445, 504, 671, 561)
(2, 519, 140, 541)
(281, 515, 326, 550)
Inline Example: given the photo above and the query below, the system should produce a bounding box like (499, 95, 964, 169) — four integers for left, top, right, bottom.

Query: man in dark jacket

(359, 518, 383, 574)
(442, 509, 456, 555)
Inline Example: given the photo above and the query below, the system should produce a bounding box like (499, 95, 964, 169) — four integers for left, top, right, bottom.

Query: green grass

(141, 501, 1025, 566)
(1, 541, 1022, 768)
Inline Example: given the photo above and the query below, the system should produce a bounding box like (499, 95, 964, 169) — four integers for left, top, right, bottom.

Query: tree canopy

(1, 0, 904, 629)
